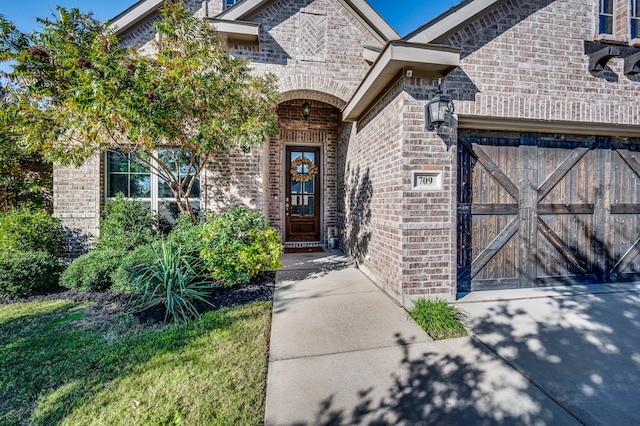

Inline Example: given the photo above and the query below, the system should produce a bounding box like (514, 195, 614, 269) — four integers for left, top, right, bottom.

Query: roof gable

(219, 0, 398, 42)
(404, 0, 504, 43)
(112, 0, 399, 43)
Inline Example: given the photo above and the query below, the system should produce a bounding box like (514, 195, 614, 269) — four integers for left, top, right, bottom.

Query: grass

(0, 298, 272, 425)
(408, 298, 468, 340)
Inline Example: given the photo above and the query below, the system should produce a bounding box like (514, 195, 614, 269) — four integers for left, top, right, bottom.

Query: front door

(286, 146, 321, 241)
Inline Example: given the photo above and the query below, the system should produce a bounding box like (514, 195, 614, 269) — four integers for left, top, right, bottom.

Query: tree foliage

(0, 3, 279, 220)
(0, 104, 52, 212)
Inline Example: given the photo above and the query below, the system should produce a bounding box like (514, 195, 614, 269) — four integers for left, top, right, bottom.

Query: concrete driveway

(459, 284, 640, 426)
(265, 252, 640, 425)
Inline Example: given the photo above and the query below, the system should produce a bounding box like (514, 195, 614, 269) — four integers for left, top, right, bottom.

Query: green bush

(129, 241, 213, 323)
(166, 212, 205, 256)
(408, 298, 468, 341)
(0, 207, 63, 256)
(0, 251, 63, 298)
(97, 194, 159, 251)
(111, 244, 157, 293)
(200, 206, 282, 286)
(60, 249, 126, 291)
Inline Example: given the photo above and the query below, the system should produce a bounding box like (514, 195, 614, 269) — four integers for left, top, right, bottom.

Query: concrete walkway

(264, 252, 583, 425)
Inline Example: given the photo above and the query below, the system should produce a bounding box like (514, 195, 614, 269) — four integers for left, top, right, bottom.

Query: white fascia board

(342, 41, 460, 122)
(363, 44, 382, 63)
(111, 0, 165, 35)
(405, 0, 503, 43)
(343, 0, 400, 41)
(211, 19, 260, 42)
(217, 0, 265, 20)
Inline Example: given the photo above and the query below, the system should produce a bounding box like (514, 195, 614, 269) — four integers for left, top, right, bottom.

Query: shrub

(111, 244, 157, 293)
(166, 212, 205, 256)
(0, 207, 63, 256)
(129, 241, 213, 323)
(200, 206, 282, 286)
(0, 251, 63, 298)
(96, 194, 159, 251)
(408, 298, 468, 341)
(59, 249, 126, 291)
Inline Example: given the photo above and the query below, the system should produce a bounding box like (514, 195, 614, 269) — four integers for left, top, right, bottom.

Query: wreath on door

(290, 156, 319, 183)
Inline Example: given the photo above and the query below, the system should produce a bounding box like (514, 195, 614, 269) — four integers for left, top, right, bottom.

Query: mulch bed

(0, 271, 276, 324)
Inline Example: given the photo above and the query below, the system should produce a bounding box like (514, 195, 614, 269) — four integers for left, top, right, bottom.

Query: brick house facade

(54, 0, 640, 305)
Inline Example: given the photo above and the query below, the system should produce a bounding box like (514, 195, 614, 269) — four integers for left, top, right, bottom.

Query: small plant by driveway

(408, 298, 468, 340)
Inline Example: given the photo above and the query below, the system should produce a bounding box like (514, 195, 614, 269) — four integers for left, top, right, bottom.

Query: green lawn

(0, 299, 272, 425)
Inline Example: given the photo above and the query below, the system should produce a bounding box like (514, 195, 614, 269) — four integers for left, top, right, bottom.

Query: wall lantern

(425, 92, 454, 130)
(302, 100, 311, 120)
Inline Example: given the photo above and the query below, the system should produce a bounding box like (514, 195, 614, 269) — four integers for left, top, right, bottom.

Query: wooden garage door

(457, 131, 640, 292)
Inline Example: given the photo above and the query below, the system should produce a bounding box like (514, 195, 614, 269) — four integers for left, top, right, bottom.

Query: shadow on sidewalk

(293, 333, 575, 426)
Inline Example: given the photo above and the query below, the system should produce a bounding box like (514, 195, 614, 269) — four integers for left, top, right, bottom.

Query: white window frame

(104, 149, 201, 219)
(599, 0, 615, 35)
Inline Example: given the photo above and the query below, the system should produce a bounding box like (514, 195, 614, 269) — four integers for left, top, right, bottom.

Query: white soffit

(404, 0, 503, 43)
(111, 0, 165, 34)
(342, 41, 460, 122)
(210, 19, 260, 44)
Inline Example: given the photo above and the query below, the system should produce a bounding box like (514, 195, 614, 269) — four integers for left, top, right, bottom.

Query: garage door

(457, 131, 640, 292)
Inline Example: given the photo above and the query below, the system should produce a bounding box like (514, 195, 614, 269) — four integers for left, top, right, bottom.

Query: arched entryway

(267, 99, 341, 247)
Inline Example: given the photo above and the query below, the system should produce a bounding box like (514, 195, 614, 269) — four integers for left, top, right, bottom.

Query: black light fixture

(425, 91, 454, 130)
(301, 100, 311, 120)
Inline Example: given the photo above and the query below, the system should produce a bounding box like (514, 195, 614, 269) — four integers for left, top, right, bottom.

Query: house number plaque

(412, 170, 443, 191)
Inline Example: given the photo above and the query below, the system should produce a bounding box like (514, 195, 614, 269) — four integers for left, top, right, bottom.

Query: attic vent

(298, 12, 327, 62)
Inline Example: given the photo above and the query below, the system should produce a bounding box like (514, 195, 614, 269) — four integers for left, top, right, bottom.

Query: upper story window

(599, 0, 614, 35)
(106, 150, 200, 222)
(226, 0, 240, 9)
(632, 0, 640, 39)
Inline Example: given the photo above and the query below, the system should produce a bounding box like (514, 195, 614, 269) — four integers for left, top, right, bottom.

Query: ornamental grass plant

(129, 240, 214, 324)
(408, 298, 468, 340)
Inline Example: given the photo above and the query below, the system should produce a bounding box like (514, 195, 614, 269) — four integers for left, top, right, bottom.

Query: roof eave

(404, 0, 504, 43)
(219, 0, 399, 43)
(111, 0, 165, 35)
(342, 41, 460, 122)
(343, 0, 399, 41)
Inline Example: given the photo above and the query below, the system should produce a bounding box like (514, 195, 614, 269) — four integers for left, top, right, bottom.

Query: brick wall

(228, 0, 378, 105)
(338, 81, 406, 302)
(120, 0, 223, 50)
(401, 79, 458, 303)
(437, 0, 640, 125)
(53, 155, 103, 256)
(203, 146, 265, 214)
(338, 77, 459, 304)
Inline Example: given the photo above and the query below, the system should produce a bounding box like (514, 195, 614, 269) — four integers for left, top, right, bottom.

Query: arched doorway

(268, 99, 340, 247)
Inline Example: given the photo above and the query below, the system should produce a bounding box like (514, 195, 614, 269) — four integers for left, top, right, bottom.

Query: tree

(0, 92, 52, 211)
(0, 3, 279, 221)
(0, 122, 53, 212)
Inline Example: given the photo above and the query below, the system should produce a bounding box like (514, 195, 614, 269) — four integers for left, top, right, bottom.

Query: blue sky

(1, 0, 462, 35)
